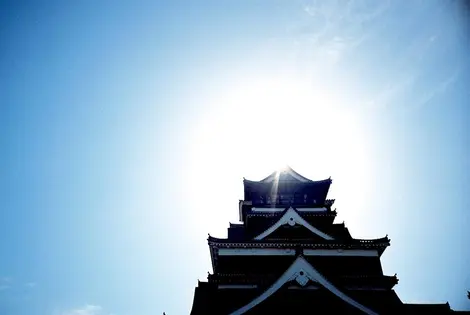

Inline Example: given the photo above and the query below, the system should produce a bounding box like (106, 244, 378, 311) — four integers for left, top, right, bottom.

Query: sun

(188, 76, 361, 172)
(183, 74, 373, 227)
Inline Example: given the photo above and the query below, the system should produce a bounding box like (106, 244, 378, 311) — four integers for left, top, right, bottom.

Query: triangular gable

(229, 256, 378, 315)
(266, 224, 332, 242)
(254, 207, 334, 240)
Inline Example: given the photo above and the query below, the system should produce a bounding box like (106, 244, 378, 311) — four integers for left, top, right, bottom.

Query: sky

(1, 0, 469, 314)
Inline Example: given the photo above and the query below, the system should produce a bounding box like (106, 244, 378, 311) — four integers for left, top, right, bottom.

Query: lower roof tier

(404, 303, 470, 314)
(208, 235, 390, 254)
(229, 206, 386, 244)
(208, 238, 390, 273)
(191, 279, 411, 315)
(208, 273, 398, 290)
(191, 284, 464, 315)
(192, 254, 465, 315)
(211, 254, 385, 277)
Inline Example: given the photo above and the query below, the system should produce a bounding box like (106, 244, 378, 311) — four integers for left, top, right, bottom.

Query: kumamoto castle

(189, 167, 469, 314)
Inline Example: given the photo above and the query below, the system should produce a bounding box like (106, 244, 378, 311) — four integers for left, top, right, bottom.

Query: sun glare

(184, 75, 373, 229)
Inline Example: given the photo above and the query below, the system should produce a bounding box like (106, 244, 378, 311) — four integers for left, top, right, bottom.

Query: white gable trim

(253, 207, 334, 240)
(229, 256, 378, 315)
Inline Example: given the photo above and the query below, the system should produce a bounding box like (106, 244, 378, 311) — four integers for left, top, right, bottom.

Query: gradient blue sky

(1, 1, 470, 314)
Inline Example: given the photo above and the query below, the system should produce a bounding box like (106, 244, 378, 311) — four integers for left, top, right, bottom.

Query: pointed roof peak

(261, 165, 309, 183)
(254, 165, 331, 184)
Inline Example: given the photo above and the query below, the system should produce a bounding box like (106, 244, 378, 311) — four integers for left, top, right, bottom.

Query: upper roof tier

(243, 166, 332, 208)
(244, 166, 331, 184)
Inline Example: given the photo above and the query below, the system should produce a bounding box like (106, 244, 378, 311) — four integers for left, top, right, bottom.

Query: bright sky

(1, 1, 469, 314)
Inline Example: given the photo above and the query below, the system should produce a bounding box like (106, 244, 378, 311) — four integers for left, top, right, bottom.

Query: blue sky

(1, 1, 469, 314)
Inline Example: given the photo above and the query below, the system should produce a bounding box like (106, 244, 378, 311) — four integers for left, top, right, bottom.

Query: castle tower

(190, 167, 468, 314)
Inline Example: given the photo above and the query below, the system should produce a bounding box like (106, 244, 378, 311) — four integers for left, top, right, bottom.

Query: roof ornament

(294, 270, 309, 286)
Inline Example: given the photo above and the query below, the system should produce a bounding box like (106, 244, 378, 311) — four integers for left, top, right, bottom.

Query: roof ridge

(244, 166, 332, 183)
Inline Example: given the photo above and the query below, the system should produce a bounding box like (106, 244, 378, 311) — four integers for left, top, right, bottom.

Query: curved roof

(244, 166, 332, 184)
(207, 235, 390, 247)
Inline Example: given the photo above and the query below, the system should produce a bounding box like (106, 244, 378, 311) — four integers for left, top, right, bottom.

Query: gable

(253, 207, 334, 241)
(229, 256, 379, 315)
(265, 224, 330, 242)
